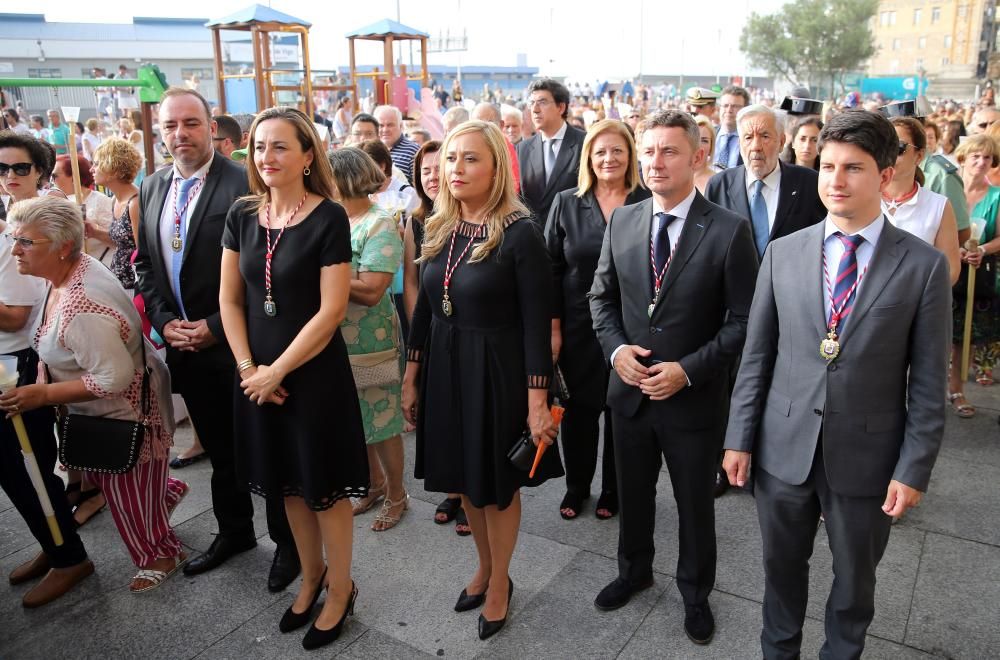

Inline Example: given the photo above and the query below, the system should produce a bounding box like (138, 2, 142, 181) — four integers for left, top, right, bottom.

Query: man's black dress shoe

(594, 576, 654, 611)
(714, 465, 730, 498)
(684, 601, 715, 645)
(477, 577, 513, 640)
(268, 545, 301, 592)
(455, 587, 486, 612)
(183, 535, 257, 576)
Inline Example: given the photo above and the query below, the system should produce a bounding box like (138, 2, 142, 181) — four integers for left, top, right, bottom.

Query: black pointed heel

(279, 567, 327, 633)
(477, 577, 513, 640)
(455, 586, 487, 612)
(302, 580, 357, 650)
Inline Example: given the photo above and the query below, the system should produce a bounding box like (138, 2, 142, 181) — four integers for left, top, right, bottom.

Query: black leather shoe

(594, 576, 654, 611)
(279, 568, 326, 633)
(684, 601, 715, 645)
(455, 586, 486, 612)
(713, 465, 730, 498)
(183, 535, 257, 576)
(302, 581, 357, 650)
(268, 545, 301, 593)
(477, 577, 513, 640)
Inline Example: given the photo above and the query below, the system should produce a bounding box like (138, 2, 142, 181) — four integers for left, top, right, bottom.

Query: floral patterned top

(107, 196, 137, 289)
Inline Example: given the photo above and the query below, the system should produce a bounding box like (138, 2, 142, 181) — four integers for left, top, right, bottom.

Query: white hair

(373, 105, 402, 123)
(736, 104, 784, 134)
(8, 196, 84, 256)
(443, 106, 471, 132)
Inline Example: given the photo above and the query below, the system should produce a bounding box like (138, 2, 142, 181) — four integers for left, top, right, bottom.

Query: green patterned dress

(343, 205, 405, 444)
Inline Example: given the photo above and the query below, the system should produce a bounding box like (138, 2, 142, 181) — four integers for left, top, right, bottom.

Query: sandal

(352, 482, 386, 516)
(948, 392, 976, 418)
(129, 553, 188, 593)
(435, 496, 462, 524)
(977, 370, 994, 386)
(372, 493, 409, 532)
(455, 507, 472, 536)
(73, 489, 107, 529)
(559, 492, 587, 520)
(595, 491, 618, 520)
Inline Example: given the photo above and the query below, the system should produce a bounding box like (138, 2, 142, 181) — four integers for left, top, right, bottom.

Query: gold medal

(819, 331, 840, 361)
(264, 296, 277, 317)
(442, 292, 453, 317)
(171, 236, 182, 252)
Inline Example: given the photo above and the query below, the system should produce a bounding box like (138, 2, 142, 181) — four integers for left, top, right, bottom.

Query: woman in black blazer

(544, 119, 650, 520)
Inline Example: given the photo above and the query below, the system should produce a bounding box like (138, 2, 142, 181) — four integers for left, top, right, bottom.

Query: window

(958, 5, 967, 18)
(893, 38, 902, 50)
(880, 10, 897, 26)
(932, 7, 941, 23)
(915, 58, 924, 68)
(914, 8, 922, 24)
(918, 36, 927, 49)
(181, 67, 214, 82)
(27, 68, 61, 79)
(944, 35, 952, 48)
(942, 56, 951, 65)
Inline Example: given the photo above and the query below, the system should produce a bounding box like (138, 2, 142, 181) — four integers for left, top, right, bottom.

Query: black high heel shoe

(302, 580, 357, 650)
(454, 584, 487, 612)
(279, 567, 327, 633)
(477, 577, 513, 640)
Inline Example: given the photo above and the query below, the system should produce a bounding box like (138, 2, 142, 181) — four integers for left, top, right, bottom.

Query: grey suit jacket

(517, 124, 586, 224)
(724, 220, 951, 496)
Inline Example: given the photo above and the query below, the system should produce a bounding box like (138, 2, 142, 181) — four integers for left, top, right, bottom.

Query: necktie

(170, 176, 199, 319)
(750, 179, 770, 256)
(544, 138, 557, 184)
(653, 212, 677, 290)
(830, 232, 865, 330)
(717, 133, 733, 167)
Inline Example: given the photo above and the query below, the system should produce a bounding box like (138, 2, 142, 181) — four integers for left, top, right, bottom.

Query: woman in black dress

(402, 121, 563, 640)
(219, 107, 368, 651)
(545, 119, 650, 521)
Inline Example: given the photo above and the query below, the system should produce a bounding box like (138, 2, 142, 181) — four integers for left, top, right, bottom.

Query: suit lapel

(578, 190, 606, 227)
(771, 162, 800, 240)
(839, 221, 906, 345)
(653, 192, 712, 314)
(806, 224, 829, 339)
(181, 156, 224, 262)
(544, 129, 580, 196)
(726, 167, 752, 221)
(144, 169, 181, 312)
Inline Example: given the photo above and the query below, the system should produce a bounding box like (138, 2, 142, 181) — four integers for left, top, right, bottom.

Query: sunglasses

(9, 235, 52, 249)
(0, 162, 33, 177)
(898, 142, 911, 155)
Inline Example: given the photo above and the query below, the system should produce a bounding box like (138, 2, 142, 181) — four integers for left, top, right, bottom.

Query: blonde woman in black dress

(402, 121, 563, 640)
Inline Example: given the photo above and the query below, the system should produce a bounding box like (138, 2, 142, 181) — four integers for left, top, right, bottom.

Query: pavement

(2, 384, 999, 659)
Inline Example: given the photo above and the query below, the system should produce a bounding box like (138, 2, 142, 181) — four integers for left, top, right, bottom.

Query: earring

(303, 167, 311, 176)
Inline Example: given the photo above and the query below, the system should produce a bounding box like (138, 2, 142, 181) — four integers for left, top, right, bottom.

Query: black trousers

(756, 446, 892, 660)
(175, 360, 293, 547)
(0, 348, 87, 568)
(561, 401, 615, 497)
(611, 401, 717, 605)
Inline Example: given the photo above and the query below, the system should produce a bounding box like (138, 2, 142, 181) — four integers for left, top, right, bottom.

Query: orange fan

(529, 405, 564, 478)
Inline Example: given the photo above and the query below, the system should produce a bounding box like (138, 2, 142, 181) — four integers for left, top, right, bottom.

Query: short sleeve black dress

(222, 198, 369, 511)
(408, 217, 564, 510)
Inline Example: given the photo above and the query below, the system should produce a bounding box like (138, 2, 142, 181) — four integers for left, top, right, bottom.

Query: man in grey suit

(517, 78, 585, 224)
(723, 111, 952, 660)
(589, 110, 759, 644)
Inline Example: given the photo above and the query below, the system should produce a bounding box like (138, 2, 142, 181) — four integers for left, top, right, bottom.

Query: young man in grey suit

(723, 110, 952, 660)
(589, 110, 759, 644)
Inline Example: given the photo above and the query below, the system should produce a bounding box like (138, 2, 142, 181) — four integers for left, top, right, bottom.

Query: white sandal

(372, 493, 409, 532)
(130, 554, 187, 593)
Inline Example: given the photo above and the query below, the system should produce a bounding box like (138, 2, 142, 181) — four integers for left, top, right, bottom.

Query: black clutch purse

(56, 340, 150, 475)
(507, 429, 536, 471)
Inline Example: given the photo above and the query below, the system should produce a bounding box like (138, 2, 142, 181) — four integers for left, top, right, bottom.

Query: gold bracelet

(236, 359, 255, 374)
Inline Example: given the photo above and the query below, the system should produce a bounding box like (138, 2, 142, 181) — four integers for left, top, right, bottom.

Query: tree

(740, 0, 878, 96)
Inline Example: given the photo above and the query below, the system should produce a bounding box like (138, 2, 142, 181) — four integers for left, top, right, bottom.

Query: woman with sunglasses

(0, 131, 57, 213)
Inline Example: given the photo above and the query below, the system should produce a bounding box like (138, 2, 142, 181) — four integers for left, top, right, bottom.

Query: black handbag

(507, 429, 536, 471)
(56, 338, 150, 475)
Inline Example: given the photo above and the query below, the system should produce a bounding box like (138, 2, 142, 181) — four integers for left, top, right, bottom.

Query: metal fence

(3, 86, 103, 119)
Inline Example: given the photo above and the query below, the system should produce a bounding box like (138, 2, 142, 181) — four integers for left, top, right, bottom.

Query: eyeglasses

(9, 236, 52, 249)
(0, 162, 33, 177)
(898, 142, 911, 155)
(212, 137, 227, 143)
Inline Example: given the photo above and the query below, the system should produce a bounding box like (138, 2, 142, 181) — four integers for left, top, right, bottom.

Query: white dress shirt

(821, 214, 884, 326)
(745, 163, 782, 232)
(541, 121, 569, 172)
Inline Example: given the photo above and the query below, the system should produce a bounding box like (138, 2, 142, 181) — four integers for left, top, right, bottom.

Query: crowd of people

(0, 72, 995, 657)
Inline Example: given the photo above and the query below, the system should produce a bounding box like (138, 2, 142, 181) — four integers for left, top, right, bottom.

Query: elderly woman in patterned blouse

(0, 196, 188, 594)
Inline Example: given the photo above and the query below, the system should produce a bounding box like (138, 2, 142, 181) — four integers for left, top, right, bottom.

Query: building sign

(225, 42, 299, 64)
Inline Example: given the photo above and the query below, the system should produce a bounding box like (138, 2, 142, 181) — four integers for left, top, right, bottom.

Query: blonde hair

(576, 119, 641, 197)
(85, 117, 99, 132)
(419, 120, 528, 263)
(119, 118, 134, 134)
(242, 107, 336, 213)
(694, 115, 716, 162)
(93, 137, 143, 182)
(956, 133, 1000, 168)
(9, 196, 84, 256)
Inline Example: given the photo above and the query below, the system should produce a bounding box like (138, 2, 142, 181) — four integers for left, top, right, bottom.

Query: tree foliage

(740, 0, 878, 92)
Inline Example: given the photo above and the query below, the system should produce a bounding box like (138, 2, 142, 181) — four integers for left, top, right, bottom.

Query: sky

(25, 0, 789, 80)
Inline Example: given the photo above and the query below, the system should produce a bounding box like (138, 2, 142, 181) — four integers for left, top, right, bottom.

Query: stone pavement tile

(164, 460, 216, 527)
(904, 532, 1000, 658)
(475, 549, 667, 660)
(349, 497, 579, 660)
(0, 505, 39, 560)
(937, 412, 1000, 469)
(904, 455, 1000, 547)
(1, 545, 282, 660)
(174, 499, 273, 554)
(195, 591, 367, 659)
(336, 629, 438, 659)
(0, 487, 11, 514)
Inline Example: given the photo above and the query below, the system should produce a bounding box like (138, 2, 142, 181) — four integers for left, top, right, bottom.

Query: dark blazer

(517, 123, 586, 224)
(703, 161, 826, 245)
(544, 185, 651, 408)
(588, 191, 760, 420)
(134, 155, 249, 378)
(724, 220, 951, 496)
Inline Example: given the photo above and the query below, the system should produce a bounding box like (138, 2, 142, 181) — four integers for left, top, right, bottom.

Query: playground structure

(345, 19, 430, 110)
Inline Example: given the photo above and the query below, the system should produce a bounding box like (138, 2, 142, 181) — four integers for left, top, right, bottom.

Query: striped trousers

(90, 458, 185, 567)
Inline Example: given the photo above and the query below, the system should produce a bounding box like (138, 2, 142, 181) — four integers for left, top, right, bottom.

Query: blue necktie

(750, 179, 770, 256)
(170, 176, 198, 319)
(652, 212, 677, 290)
(830, 232, 864, 331)
(717, 133, 734, 167)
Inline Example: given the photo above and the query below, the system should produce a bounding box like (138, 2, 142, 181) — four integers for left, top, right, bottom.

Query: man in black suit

(705, 104, 826, 256)
(516, 78, 585, 223)
(134, 88, 298, 591)
(588, 110, 759, 644)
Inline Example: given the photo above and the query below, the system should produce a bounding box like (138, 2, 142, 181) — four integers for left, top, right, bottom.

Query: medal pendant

(442, 294, 453, 317)
(264, 297, 277, 317)
(171, 237, 182, 252)
(647, 303, 655, 318)
(819, 332, 840, 361)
